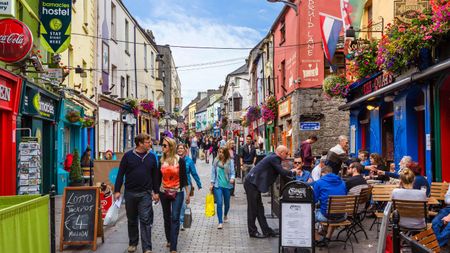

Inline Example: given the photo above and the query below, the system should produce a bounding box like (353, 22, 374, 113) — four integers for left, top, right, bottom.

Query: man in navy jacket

(114, 133, 161, 253)
(244, 145, 300, 238)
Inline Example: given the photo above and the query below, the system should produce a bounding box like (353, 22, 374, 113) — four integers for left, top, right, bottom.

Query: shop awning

(339, 58, 450, 111)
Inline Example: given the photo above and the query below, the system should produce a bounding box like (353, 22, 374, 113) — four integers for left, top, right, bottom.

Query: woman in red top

(160, 137, 189, 253)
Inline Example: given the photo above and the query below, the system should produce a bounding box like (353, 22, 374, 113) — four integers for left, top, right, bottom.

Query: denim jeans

(190, 147, 198, 164)
(124, 191, 153, 252)
(161, 191, 184, 251)
(180, 185, 192, 225)
(214, 187, 231, 224)
(432, 206, 450, 247)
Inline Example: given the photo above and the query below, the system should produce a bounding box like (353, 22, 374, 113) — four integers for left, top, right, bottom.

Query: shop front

(98, 95, 123, 154)
(18, 81, 60, 194)
(0, 69, 22, 195)
(277, 97, 293, 156)
(341, 70, 437, 179)
(56, 99, 84, 185)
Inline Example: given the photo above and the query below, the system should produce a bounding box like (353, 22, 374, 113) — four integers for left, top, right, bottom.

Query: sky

(122, 0, 283, 109)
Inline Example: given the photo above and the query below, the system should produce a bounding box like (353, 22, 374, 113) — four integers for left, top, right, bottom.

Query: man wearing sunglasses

(293, 156, 312, 183)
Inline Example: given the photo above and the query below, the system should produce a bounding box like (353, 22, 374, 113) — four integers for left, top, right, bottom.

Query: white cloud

(135, 1, 262, 108)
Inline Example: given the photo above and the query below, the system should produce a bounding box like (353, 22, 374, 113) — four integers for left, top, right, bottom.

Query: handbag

(163, 189, 177, 200)
(184, 206, 192, 228)
(189, 185, 195, 197)
(205, 193, 215, 217)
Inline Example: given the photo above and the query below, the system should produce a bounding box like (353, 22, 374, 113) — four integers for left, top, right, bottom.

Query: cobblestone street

(57, 157, 379, 253)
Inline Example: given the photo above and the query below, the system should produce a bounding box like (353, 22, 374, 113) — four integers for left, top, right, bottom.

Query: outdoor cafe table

(368, 183, 440, 205)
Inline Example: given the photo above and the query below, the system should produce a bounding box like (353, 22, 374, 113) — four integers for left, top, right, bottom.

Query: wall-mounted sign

(0, 0, 16, 16)
(0, 18, 33, 63)
(394, 0, 430, 24)
(300, 122, 320, 131)
(348, 72, 395, 100)
(39, 0, 72, 53)
(278, 98, 291, 118)
(24, 87, 57, 120)
(0, 84, 11, 101)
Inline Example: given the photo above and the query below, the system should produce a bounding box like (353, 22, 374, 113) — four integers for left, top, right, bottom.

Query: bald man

(244, 145, 300, 238)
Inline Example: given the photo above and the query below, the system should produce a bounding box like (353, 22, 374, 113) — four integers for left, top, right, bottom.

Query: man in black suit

(239, 135, 257, 183)
(244, 145, 300, 238)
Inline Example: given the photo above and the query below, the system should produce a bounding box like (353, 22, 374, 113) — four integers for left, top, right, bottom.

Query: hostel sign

(39, 0, 72, 53)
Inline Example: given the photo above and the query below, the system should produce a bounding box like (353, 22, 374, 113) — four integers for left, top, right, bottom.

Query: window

(366, 3, 373, 39)
(120, 76, 125, 98)
(324, 52, 346, 76)
(152, 91, 155, 102)
(82, 59, 87, 90)
(69, 47, 74, 86)
(126, 75, 130, 98)
(150, 51, 155, 77)
(280, 60, 286, 96)
(144, 44, 148, 71)
(145, 85, 148, 99)
(111, 64, 117, 93)
(125, 19, 129, 53)
(280, 20, 286, 45)
(111, 3, 116, 40)
(233, 97, 242, 112)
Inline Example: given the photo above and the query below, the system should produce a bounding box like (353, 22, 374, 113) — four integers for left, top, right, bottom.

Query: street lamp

(164, 114, 171, 131)
(267, 0, 298, 15)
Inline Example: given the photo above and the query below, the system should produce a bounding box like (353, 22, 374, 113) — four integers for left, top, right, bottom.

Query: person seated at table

(293, 156, 312, 183)
(104, 150, 114, 160)
(358, 150, 371, 176)
(311, 153, 327, 182)
(391, 168, 427, 230)
(313, 166, 347, 245)
(367, 153, 389, 181)
(345, 162, 367, 194)
(432, 185, 450, 248)
(377, 161, 430, 196)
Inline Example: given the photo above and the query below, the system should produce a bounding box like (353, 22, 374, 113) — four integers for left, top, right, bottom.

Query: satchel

(164, 189, 177, 200)
(190, 185, 195, 197)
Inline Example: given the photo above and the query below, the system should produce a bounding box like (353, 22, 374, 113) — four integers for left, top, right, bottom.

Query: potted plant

(66, 110, 81, 123)
(69, 149, 83, 186)
(323, 75, 350, 99)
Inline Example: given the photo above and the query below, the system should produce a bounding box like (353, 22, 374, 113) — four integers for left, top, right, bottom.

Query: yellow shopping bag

(204, 193, 215, 217)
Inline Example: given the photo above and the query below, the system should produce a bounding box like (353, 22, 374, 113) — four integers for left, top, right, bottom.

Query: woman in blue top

(177, 144, 202, 230)
(210, 146, 235, 229)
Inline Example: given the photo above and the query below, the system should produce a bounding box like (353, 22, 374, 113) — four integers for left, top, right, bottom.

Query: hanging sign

(0, 18, 33, 63)
(23, 86, 57, 120)
(39, 0, 72, 53)
(0, 0, 16, 16)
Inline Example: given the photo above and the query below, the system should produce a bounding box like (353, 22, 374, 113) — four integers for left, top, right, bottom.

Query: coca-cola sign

(0, 18, 33, 63)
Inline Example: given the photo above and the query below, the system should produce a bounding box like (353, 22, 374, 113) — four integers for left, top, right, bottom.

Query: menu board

(60, 187, 103, 251)
(281, 203, 312, 247)
(18, 140, 41, 195)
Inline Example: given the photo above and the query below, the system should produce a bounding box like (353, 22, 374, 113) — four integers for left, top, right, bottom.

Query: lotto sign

(0, 18, 33, 63)
(39, 0, 72, 53)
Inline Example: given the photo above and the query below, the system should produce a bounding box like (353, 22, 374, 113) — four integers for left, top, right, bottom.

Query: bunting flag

(340, 0, 352, 31)
(319, 13, 343, 62)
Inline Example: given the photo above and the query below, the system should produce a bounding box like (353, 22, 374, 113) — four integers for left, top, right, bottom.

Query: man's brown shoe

(127, 245, 137, 252)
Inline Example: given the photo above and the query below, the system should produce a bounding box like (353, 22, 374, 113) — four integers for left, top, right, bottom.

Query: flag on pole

(319, 13, 343, 62)
(340, 0, 367, 30)
(340, 0, 352, 31)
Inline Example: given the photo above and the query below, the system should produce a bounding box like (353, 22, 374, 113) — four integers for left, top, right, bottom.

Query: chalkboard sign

(60, 187, 104, 251)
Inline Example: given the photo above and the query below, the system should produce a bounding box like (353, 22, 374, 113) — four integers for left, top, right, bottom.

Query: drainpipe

(134, 25, 138, 100)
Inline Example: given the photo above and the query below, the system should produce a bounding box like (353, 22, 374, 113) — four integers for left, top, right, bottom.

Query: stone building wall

(292, 88, 350, 157)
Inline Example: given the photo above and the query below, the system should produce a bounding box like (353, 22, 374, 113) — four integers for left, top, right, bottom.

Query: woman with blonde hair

(160, 137, 189, 253)
(391, 168, 427, 230)
(210, 146, 235, 229)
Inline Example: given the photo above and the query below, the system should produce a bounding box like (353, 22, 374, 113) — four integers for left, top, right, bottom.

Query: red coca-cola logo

(0, 18, 33, 63)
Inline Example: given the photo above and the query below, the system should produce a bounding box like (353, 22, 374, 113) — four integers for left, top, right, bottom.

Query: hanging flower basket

(347, 40, 379, 80)
(322, 75, 350, 99)
(246, 106, 261, 123)
(140, 99, 154, 113)
(66, 110, 81, 123)
(261, 104, 276, 122)
(81, 116, 95, 128)
(125, 99, 140, 117)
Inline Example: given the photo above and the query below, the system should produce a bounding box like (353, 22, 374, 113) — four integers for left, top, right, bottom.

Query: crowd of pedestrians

(113, 132, 450, 252)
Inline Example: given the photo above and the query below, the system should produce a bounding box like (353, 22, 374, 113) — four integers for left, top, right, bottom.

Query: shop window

(64, 127, 71, 156)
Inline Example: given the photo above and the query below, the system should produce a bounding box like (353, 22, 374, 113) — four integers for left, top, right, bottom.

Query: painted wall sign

(394, 0, 430, 24)
(0, 18, 33, 63)
(0, 0, 15, 16)
(278, 98, 291, 118)
(300, 122, 320, 131)
(362, 72, 394, 95)
(0, 84, 11, 101)
(39, 0, 72, 53)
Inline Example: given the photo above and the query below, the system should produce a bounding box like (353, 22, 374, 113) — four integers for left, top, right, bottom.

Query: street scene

(1, 0, 450, 253)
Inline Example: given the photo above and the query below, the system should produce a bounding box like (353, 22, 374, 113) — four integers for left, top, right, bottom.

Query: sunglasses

(162, 144, 168, 148)
(293, 162, 302, 165)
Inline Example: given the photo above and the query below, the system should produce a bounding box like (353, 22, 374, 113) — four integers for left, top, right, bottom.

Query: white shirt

(330, 144, 346, 155)
(311, 164, 322, 181)
(392, 188, 427, 229)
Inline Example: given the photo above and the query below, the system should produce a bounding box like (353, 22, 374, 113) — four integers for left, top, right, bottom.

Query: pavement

(55, 157, 379, 253)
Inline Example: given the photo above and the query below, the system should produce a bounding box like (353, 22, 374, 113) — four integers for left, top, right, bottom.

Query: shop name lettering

(39, 101, 54, 114)
(41, 2, 70, 15)
(362, 73, 394, 95)
(0, 84, 11, 101)
(307, 0, 316, 56)
(0, 33, 25, 45)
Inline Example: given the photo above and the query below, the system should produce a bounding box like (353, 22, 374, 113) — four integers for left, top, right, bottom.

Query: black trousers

(243, 181, 271, 235)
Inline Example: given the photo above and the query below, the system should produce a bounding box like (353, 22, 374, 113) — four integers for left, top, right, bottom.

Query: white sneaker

(180, 224, 185, 231)
(217, 223, 223, 229)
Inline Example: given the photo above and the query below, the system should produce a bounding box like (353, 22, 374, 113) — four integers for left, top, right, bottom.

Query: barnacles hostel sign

(39, 0, 72, 53)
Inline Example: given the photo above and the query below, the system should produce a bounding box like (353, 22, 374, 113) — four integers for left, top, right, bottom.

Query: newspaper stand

(279, 181, 315, 253)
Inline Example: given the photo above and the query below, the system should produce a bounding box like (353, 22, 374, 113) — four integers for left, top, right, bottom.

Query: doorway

(382, 102, 394, 162)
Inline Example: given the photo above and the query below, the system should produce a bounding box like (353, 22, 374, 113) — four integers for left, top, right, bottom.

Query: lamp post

(164, 114, 171, 131)
(267, 0, 298, 15)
